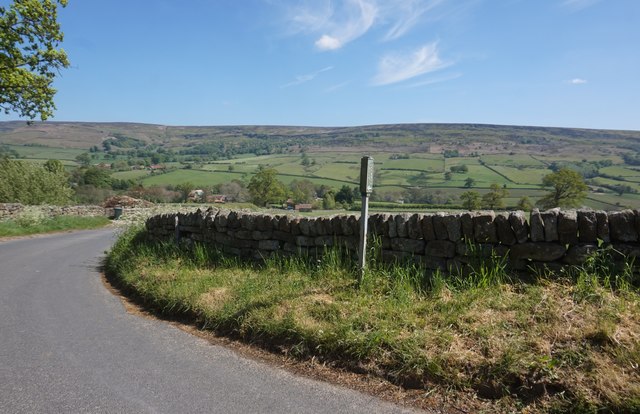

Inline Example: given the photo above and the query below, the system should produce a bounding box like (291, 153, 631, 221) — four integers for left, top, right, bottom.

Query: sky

(2, 0, 640, 130)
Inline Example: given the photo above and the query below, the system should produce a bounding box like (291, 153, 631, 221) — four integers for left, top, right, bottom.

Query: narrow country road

(0, 229, 418, 413)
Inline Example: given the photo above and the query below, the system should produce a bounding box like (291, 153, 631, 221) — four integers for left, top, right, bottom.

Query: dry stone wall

(145, 207, 640, 273)
(0, 203, 108, 220)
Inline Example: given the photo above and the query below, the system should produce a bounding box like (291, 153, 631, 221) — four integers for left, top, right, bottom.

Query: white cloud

(569, 78, 588, 84)
(372, 42, 451, 85)
(314, 0, 377, 51)
(282, 0, 450, 51)
(315, 35, 342, 50)
(281, 66, 334, 88)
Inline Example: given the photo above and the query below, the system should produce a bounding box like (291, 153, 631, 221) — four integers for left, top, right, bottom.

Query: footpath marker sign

(358, 156, 374, 284)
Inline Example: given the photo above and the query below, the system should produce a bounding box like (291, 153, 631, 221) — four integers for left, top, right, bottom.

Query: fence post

(358, 156, 374, 286)
(175, 215, 180, 244)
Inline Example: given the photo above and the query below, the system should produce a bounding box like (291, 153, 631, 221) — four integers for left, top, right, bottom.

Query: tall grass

(0, 214, 111, 237)
(106, 227, 640, 413)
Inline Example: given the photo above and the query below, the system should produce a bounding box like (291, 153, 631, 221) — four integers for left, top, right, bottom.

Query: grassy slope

(0, 215, 111, 237)
(106, 228, 640, 413)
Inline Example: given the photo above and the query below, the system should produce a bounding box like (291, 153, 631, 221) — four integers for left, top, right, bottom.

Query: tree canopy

(460, 190, 481, 210)
(247, 167, 286, 207)
(1, 0, 69, 120)
(482, 183, 508, 210)
(538, 168, 588, 209)
(0, 158, 72, 204)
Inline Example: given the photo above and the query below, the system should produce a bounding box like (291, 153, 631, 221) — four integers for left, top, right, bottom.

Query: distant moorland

(2, 121, 640, 210)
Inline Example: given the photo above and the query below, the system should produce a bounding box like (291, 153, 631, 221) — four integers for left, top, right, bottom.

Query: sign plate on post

(360, 156, 374, 195)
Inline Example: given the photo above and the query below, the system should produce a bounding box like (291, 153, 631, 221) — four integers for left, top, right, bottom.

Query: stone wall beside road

(145, 208, 640, 273)
(0, 203, 108, 221)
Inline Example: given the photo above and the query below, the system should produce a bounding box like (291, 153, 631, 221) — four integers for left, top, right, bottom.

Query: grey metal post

(358, 156, 374, 285)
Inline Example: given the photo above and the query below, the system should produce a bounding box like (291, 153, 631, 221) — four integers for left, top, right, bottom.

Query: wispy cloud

(560, 0, 601, 11)
(382, 0, 444, 41)
(281, 66, 334, 88)
(324, 81, 350, 93)
(372, 41, 451, 85)
(405, 72, 462, 88)
(283, 0, 449, 51)
(288, 0, 377, 51)
(569, 78, 588, 85)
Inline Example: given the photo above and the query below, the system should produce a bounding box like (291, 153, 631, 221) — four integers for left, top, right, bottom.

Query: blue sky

(4, 0, 640, 130)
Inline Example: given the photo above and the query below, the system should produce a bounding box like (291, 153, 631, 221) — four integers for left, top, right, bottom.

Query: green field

(7, 144, 84, 161)
(4, 121, 640, 210)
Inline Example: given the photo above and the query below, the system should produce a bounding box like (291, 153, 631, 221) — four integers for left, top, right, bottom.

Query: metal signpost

(358, 156, 374, 285)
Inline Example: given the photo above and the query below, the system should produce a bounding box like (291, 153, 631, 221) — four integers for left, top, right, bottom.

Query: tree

(460, 191, 481, 210)
(247, 167, 286, 206)
(516, 196, 534, 212)
(289, 179, 315, 203)
(216, 180, 249, 202)
(538, 168, 588, 209)
(82, 166, 112, 188)
(1, 0, 70, 120)
(335, 185, 356, 205)
(482, 183, 508, 210)
(0, 158, 72, 204)
(175, 181, 195, 203)
(75, 152, 91, 166)
(322, 192, 336, 210)
(464, 177, 475, 188)
(43, 158, 64, 174)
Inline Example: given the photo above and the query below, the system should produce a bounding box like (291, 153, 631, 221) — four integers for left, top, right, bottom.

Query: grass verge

(0, 215, 111, 237)
(105, 227, 640, 413)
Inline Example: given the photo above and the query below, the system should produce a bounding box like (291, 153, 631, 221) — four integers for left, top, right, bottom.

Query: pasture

(3, 121, 640, 210)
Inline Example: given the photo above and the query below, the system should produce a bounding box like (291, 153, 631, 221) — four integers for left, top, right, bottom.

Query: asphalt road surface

(0, 229, 419, 413)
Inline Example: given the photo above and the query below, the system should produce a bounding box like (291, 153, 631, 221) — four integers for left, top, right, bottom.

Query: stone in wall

(391, 238, 425, 254)
(608, 210, 638, 242)
(369, 214, 385, 237)
(348, 215, 359, 236)
(385, 214, 397, 238)
(509, 211, 529, 244)
(495, 213, 516, 245)
(558, 210, 578, 244)
(290, 217, 301, 236)
(215, 210, 229, 231)
(395, 213, 410, 238)
(443, 214, 461, 241)
(278, 215, 291, 232)
(421, 214, 436, 241)
(596, 211, 610, 242)
(256, 214, 274, 231)
(563, 244, 598, 265)
(460, 211, 476, 240)
(433, 213, 449, 240)
(407, 214, 423, 239)
(530, 209, 545, 242)
(315, 236, 334, 247)
(425, 240, 456, 258)
(473, 211, 497, 243)
(510, 243, 566, 262)
(296, 235, 316, 247)
(541, 208, 560, 242)
(577, 210, 598, 243)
